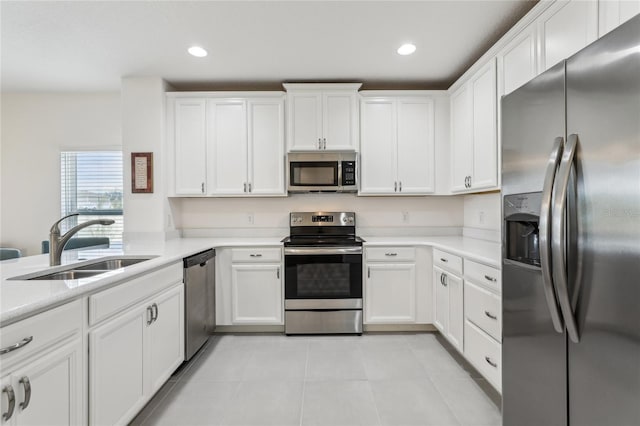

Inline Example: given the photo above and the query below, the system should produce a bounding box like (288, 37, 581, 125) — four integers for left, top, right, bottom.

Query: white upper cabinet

(450, 60, 497, 194)
(174, 99, 207, 195)
(360, 94, 435, 195)
(599, 0, 640, 37)
(284, 83, 361, 151)
(538, 0, 598, 72)
(169, 93, 285, 197)
(497, 25, 538, 97)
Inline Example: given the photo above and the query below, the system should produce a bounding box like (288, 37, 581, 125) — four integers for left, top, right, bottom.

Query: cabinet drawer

(464, 281, 501, 341)
(0, 299, 82, 367)
(464, 320, 501, 392)
(464, 259, 501, 292)
(231, 247, 281, 263)
(89, 262, 183, 326)
(366, 247, 415, 262)
(433, 248, 462, 274)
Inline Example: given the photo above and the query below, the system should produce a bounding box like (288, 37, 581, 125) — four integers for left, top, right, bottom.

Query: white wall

(0, 93, 121, 255)
(463, 191, 501, 241)
(174, 194, 465, 237)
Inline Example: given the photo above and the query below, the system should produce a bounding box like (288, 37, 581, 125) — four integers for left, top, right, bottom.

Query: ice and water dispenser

(504, 193, 542, 267)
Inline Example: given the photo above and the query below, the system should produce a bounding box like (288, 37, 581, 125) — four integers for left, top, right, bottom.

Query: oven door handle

(284, 247, 363, 255)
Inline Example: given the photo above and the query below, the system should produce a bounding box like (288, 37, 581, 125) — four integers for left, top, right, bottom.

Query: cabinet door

(174, 99, 207, 195)
(539, 0, 598, 71)
(359, 98, 396, 194)
(288, 93, 323, 151)
(471, 59, 498, 190)
(599, 0, 640, 37)
(147, 285, 184, 396)
(231, 264, 282, 324)
(498, 25, 538, 97)
(11, 340, 82, 426)
(323, 91, 357, 150)
(446, 272, 464, 353)
(247, 98, 285, 195)
(207, 99, 248, 195)
(89, 306, 146, 426)
(433, 266, 449, 334)
(365, 263, 416, 323)
(450, 84, 473, 193)
(396, 98, 435, 194)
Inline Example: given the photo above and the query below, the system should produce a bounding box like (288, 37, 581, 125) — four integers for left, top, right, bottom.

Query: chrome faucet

(49, 213, 115, 266)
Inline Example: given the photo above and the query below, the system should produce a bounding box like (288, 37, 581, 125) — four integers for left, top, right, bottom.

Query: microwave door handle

(552, 134, 580, 343)
(540, 136, 565, 333)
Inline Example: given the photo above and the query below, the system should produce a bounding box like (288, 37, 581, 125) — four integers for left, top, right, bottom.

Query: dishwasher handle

(184, 249, 216, 268)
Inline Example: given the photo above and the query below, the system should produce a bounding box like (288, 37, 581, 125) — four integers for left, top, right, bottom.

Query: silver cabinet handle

(539, 137, 565, 334)
(249, 253, 262, 257)
(18, 377, 30, 410)
(484, 275, 497, 282)
(367, 267, 370, 278)
(318, 138, 322, 149)
(146, 305, 154, 325)
(484, 311, 497, 320)
(394, 181, 397, 192)
(552, 134, 580, 343)
(152, 303, 158, 323)
(385, 253, 397, 257)
(248, 182, 252, 193)
(441, 273, 447, 287)
(323, 138, 326, 150)
(2, 385, 15, 421)
(243, 182, 247, 192)
(276, 267, 280, 279)
(399, 181, 402, 192)
(201, 182, 204, 193)
(440, 258, 448, 263)
(485, 356, 497, 368)
(468, 176, 472, 188)
(1, 336, 33, 355)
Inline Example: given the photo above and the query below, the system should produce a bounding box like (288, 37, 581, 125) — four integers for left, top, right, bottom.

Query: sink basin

(8, 256, 157, 281)
(28, 270, 107, 280)
(73, 258, 150, 271)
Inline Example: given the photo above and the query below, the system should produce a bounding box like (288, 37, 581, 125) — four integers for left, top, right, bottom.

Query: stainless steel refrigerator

(501, 15, 639, 426)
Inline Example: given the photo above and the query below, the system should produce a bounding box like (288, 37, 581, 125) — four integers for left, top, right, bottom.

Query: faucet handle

(50, 213, 79, 233)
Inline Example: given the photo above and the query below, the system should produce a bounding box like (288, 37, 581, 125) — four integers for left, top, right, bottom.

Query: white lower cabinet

(0, 301, 83, 426)
(231, 263, 282, 324)
(364, 246, 431, 325)
(433, 265, 463, 352)
(88, 263, 184, 426)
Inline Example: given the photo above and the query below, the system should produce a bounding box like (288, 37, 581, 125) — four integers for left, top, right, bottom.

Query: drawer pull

(19, 377, 31, 410)
(485, 356, 498, 368)
(2, 385, 15, 421)
(250, 254, 263, 257)
(440, 258, 448, 262)
(484, 275, 497, 282)
(385, 253, 398, 256)
(484, 311, 497, 320)
(0, 336, 33, 355)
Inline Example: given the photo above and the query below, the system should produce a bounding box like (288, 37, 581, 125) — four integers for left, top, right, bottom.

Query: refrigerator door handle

(539, 136, 565, 333)
(552, 134, 580, 343)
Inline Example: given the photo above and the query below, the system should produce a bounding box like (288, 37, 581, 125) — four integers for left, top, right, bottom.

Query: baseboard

(214, 325, 285, 333)
(363, 324, 436, 332)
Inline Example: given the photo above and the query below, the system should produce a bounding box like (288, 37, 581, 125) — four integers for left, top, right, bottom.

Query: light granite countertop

(0, 235, 500, 327)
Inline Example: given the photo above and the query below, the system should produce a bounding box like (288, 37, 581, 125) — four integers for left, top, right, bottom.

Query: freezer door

(501, 61, 566, 196)
(565, 15, 640, 426)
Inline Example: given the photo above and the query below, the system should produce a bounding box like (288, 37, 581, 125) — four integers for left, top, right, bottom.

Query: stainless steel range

(282, 212, 364, 335)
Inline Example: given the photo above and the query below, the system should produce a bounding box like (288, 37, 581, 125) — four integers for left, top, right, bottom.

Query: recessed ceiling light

(397, 43, 416, 56)
(188, 46, 208, 58)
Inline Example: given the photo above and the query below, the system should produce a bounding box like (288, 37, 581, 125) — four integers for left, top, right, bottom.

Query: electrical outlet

(247, 213, 254, 225)
(402, 211, 410, 224)
(479, 211, 485, 225)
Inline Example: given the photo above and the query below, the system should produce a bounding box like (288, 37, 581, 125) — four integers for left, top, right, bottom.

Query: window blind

(60, 151, 123, 247)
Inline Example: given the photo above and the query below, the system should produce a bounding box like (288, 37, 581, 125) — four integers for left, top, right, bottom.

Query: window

(60, 151, 123, 248)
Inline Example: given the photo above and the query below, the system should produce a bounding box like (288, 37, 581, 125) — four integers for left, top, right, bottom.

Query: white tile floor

(131, 332, 501, 426)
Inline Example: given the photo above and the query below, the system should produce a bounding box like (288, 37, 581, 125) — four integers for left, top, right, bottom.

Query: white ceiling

(1, 0, 537, 93)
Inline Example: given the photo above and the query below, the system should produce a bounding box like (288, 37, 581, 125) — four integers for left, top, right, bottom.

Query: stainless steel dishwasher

(183, 249, 215, 361)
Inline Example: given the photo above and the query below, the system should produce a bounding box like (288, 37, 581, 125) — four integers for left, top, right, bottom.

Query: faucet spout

(49, 214, 115, 266)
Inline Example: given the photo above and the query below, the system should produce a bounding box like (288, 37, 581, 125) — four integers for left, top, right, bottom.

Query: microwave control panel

(342, 161, 356, 186)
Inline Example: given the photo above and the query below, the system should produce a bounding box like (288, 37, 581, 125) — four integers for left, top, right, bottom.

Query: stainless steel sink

(8, 256, 156, 281)
(28, 270, 108, 280)
(73, 258, 149, 271)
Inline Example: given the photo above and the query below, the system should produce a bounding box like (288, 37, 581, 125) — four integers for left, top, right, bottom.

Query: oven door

(284, 247, 362, 301)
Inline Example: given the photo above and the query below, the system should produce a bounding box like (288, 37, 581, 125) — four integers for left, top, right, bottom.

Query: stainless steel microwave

(287, 152, 357, 193)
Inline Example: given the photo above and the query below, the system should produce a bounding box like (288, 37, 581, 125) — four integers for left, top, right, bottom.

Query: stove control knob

(342, 217, 348, 223)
